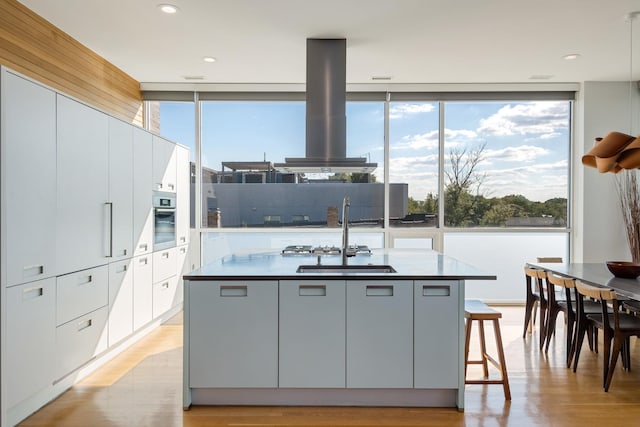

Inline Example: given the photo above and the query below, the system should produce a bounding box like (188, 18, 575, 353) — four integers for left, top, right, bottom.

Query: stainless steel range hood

(274, 39, 377, 174)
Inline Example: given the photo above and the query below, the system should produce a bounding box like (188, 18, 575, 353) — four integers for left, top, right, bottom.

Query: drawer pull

(118, 265, 128, 273)
(79, 275, 93, 285)
(161, 282, 170, 289)
(77, 319, 93, 331)
(366, 285, 393, 297)
(299, 285, 326, 296)
(139, 243, 148, 251)
(162, 252, 169, 259)
(22, 286, 44, 300)
(139, 257, 148, 265)
(167, 183, 175, 190)
(23, 264, 44, 277)
(220, 286, 247, 297)
(180, 247, 187, 254)
(121, 249, 128, 256)
(156, 182, 163, 190)
(180, 237, 187, 244)
(422, 285, 450, 297)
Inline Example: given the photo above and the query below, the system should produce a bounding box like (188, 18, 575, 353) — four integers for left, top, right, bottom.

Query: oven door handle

(155, 208, 176, 214)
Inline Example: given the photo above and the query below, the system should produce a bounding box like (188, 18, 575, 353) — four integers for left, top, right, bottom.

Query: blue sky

(159, 100, 570, 202)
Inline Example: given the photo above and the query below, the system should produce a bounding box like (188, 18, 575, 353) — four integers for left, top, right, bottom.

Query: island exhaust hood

(274, 39, 377, 174)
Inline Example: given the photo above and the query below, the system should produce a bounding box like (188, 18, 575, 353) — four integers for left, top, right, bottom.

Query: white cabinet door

(133, 254, 153, 330)
(132, 128, 153, 256)
(153, 247, 178, 284)
(108, 118, 133, 261)
(414, 281, 460, 388)
(3, 71, 57, 286)
(152, 135, 177, 192)
(56, 94, 109, 274)
(175, 244, 189, 306)
(346, 280, 414, 388)
(175, 145, 190, 246)
(108, 258, 134, 345)
(56, 265, 109, 326)
(279, 280, 346, 388)
(189, 281, 278, 388)
(6, 278, 55, 408)
(152, 275, 179, 318)
(55, 306, 108, 380)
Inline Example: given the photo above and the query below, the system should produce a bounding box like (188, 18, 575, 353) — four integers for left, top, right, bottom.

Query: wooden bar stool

(464, 299, 511, 400)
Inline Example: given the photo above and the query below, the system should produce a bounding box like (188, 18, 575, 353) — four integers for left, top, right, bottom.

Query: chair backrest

(524, 266, 548, 302)
(524, 266, 547, 279)
(547, 273, 575, 289)
(537, 257, 563, 263)
(575, 281, 619, 329)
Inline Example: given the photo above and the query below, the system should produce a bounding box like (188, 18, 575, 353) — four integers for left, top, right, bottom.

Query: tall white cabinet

(1, 67, 190, 426)
(56, 94, 109, 275)
(2, 71, 57, 287)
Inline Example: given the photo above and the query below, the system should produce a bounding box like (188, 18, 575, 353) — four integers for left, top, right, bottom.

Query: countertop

(184, 249, 496, 281)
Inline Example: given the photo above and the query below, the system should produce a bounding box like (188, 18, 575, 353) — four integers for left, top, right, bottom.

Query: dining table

(527, 262, 640, 301)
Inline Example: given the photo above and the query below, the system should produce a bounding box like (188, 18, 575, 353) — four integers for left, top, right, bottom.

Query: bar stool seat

(464, 299, 511, 400)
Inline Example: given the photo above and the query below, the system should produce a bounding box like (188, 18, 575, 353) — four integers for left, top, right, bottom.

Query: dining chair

(523, 266, 548, 349)
(574, 281, 640, 391)
(545, 273, 601, 367)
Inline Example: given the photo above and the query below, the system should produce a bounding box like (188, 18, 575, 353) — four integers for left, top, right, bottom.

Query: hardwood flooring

(18, 306, 640, 426)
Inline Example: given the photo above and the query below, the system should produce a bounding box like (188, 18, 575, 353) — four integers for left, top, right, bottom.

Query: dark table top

(528, 262, 640, 300)
(184, 249, 497, 282)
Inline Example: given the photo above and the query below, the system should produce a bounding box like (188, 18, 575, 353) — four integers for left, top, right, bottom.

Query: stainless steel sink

(296, 264, 397, 274)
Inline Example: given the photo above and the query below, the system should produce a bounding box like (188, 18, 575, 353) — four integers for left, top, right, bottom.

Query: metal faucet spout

(341, 196, 350, 265)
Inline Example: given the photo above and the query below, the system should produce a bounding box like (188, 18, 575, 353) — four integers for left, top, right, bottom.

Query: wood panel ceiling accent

(0, 0, 143, 125)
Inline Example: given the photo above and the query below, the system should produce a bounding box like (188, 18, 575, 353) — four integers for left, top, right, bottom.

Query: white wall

(576, 82, 640, 263)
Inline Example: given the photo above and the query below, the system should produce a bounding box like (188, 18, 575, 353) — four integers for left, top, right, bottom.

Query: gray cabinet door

(414, 281, 460, 388)
(189, 281, 278, 388)
(279, 280, 346, 388)
(132, 128, 153, 256)
(346, 280, 413, 388)
(108, 118, 133, 261)
(3, 71, 57, 286)
(56, 94, 109, 274)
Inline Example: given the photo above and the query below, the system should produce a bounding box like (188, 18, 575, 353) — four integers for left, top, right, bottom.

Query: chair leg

(601, 331, 613, 390)
(539, 302, 548, 351)
(478, 320, 489, 379)
(464, 318, 472, 379)
(545, 307, 560, 353)
(492, 318, 511, 400)
(565, 317, 575, 368)
(523, 297, 535, 338)
(604, 336, 624, 392)
(572, 319, 587, 373)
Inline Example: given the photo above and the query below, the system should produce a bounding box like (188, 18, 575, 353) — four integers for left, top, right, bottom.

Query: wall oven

(153, 191, 176, 251)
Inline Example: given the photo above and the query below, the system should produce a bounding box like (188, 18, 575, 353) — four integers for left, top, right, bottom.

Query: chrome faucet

(341, 196, 350, 265)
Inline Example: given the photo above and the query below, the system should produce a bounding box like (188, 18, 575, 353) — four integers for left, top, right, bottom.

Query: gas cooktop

(281, 245, 371, 256)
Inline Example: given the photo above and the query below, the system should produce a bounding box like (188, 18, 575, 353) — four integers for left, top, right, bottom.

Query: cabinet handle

(79, 275, 93, 286)
(22, 264, 44, 278)
(121, 249, 128, 257)
(104, 202, 113, 258)
(180, 236, 186, 243)
(299, 285, 326, 296)
(180, 247, 187, 254)
(156, 182, 163, 190)
(139, 257, 148, 265)
(22, 286, 44, 300)
(168, 183, 175, 190)
(139, 243, 148, 252)
(220, 286, 247, 297)
(161, 282, 170, 289)
(77, 318, 93, 332)
(117, 265, 128, 273)
(162, 251, 169, 259)
(366, 285, 393, 297)
(422, 285, 450, 297)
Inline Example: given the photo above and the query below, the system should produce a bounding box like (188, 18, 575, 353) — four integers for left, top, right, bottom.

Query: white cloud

(483, 145, 550, 163)
(392, 130, 439, 150)
(389, 103, 436, 119)
(478, 102, 569, 137)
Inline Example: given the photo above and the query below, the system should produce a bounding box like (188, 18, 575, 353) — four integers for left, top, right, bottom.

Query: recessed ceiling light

(563, 53, 580, 60)
(203, 56, 216, 63)
(158, 4, 179, 14)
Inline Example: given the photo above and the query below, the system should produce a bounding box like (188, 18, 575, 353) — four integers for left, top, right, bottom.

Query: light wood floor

(18, 306, 640, 426)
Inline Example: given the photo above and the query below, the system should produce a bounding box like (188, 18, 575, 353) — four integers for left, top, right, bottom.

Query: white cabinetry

(108, 258, 134, 345)
(414, 281, 460, 388)
(6, 278, 55, 408)
(189, 281, 278, 388)
(2, 71, 57, 287)
(108, 118, 133, 261)
(132, 128, 153, 256)
(346, 280, 414, 388)
(56, 95, 109, 274)
(279, 280, 346, 388)
(152, 247, 178, 318)
(176, 244, 189, 306)
(133, 254, 153, 330)
(56, 265, 108, 326)
(176, 145, 190, 246)
(152, 135, 177, 192)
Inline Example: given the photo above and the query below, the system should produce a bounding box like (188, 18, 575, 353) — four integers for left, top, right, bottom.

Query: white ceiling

(17, 0, 640, 86)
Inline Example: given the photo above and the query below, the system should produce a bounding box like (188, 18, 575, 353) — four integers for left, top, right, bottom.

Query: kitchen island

(182, 249, 495, 411)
